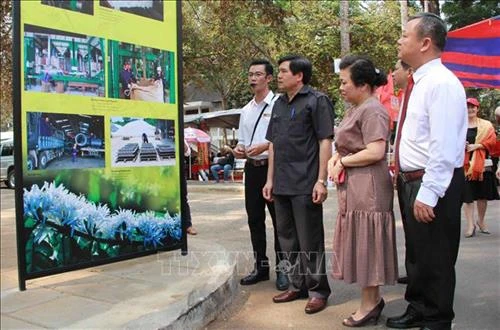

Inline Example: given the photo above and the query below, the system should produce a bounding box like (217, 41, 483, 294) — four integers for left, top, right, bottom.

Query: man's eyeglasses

(248, 72, 266, 78)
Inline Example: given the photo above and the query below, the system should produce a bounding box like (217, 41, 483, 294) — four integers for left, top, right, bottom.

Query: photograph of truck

(27, 112, 105, 170)
(24, 24, 105, 97)
(110, 117, 175, 168)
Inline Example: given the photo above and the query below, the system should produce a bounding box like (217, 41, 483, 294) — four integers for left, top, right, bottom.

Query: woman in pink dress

(328, 55, 398, 327)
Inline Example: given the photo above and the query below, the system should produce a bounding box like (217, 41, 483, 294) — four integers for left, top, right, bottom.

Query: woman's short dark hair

(249, 59, 273, 76)
(278, 55, 312, 85)
(339, 55, 388, 88)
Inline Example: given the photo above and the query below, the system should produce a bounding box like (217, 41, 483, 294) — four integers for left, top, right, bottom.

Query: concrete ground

(189, 182, 500, 330)
(1, 182, 499, 329)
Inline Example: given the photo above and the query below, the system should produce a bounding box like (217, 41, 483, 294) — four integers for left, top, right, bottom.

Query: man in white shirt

(233, 59, 289, 291)
(386, 13, 467, 330)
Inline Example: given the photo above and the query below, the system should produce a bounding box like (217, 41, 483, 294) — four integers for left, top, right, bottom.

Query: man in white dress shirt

(233, 59, 289, 291)
(386, 13, 467, 330)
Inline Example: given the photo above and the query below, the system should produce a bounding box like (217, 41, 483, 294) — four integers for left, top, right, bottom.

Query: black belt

(246, 158, 269, 167)
(399, 169, 425, 183)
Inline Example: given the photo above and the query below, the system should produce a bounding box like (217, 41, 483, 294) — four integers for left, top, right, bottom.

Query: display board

(13, 0, 185, 290)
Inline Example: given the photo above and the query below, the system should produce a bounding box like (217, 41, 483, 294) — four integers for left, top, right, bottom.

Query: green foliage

(442, 0, 500, 30)
(1, 1, 13, 130)
(182, 0, 405, 117)
(2, 1, 498, 127)
(182, 1, 499, 122)
(50, 168, 180, 213)
(183, 0, 290, 109)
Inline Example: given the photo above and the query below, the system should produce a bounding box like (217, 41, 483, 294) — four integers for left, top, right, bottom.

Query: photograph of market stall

(26, 112, 105, 171)
(107, 40, 175, 103)
(23, 24, 105, 97)
(110, 117, 175, 168)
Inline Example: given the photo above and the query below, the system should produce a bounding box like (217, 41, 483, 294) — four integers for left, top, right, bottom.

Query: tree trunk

(423, 0, 429, 12)
(221, 95, 228, 111)
(429, 0, 440, 15)
(420, 0, 440, 15)
(400, 0, 408, 30)
(340, 0, 350, 56)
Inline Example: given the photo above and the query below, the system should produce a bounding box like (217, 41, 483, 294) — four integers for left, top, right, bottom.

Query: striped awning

(443, 16, 500, 89)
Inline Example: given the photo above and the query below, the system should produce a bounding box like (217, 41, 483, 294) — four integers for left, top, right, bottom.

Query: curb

(162, 266, 238, 330)
(1, 240, 238, 330)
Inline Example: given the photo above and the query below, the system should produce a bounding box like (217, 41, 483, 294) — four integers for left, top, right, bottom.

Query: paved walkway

(190, 182, 500, 330)
(1, 182, 499, 329)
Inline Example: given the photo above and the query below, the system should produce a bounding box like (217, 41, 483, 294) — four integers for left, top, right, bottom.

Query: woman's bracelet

(339, 157, 345, 167)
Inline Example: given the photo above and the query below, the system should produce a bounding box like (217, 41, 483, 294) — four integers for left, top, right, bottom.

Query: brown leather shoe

(272, 290, 307, 303)
(304, 297, 327, 314)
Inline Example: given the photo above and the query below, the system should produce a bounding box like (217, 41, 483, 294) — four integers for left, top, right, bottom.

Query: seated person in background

(210, 145, 235, 182)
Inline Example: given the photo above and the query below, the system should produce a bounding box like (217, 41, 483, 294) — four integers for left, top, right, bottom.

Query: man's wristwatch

(317, 179, 327, 187)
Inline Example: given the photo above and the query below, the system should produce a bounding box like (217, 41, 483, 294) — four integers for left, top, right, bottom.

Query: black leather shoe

(397, 276, 408, 284)
(275, 272, 289, 291)
(240, 269, 269, 285)
(386, 307, 424, 329)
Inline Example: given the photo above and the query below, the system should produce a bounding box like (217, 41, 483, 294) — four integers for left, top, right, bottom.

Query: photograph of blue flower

(23, 181, 181, 274)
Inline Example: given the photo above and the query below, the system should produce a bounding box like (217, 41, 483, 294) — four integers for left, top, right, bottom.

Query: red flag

(443, 16, 500, 88)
